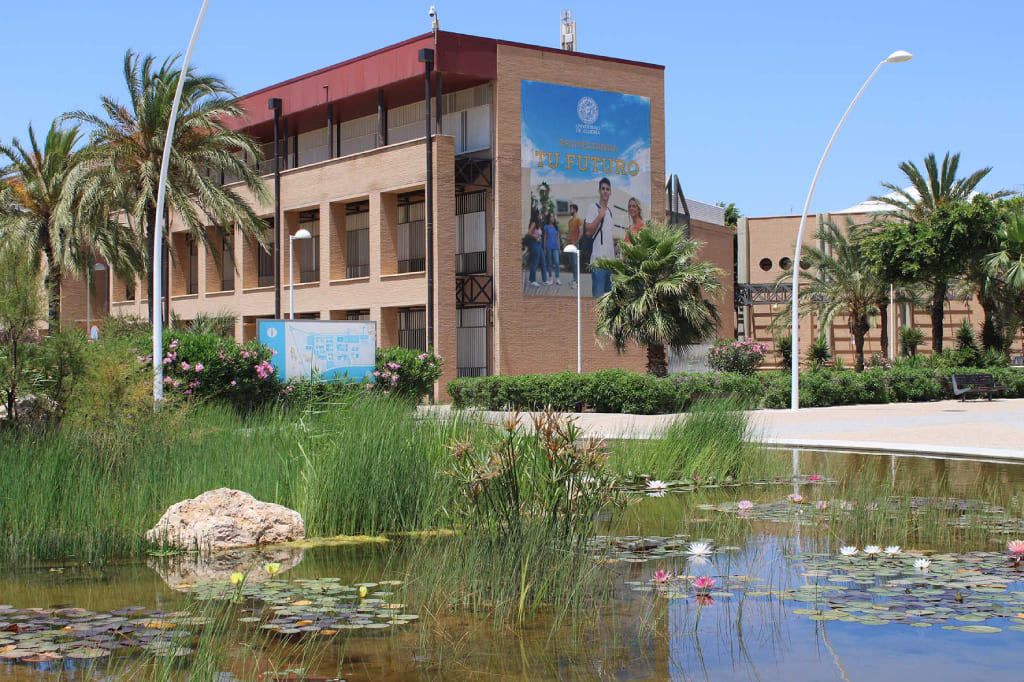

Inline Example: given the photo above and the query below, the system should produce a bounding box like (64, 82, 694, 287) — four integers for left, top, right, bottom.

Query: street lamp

(789, 50, 912, 410)
(289, 228, 312, 320)
(563, 244, 581, 373)
(86, 262, 107, 337)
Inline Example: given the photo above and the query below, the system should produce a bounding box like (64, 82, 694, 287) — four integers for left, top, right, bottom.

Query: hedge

(446, 366, 1024, 414)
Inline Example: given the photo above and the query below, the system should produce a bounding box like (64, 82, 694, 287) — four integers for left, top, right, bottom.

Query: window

(759, 258, 772, 272)
(340, 114, 377, 155)
(346, 209, 369, 278)
(258, 219, 275, 288)
(298, 210, 320, 283)
(398, 201, 425, 273)
(398, 308, 426, 352)
(186, 236, 198, 295)
(779, 257, 792, 270)
(125, 280, 135, 301)
(456, 191, 487, 274)
(440, 86, 492, 154)
(457, 307, 488, 377)
(221, 233, 234, 291)
(345, 309, 370, 321)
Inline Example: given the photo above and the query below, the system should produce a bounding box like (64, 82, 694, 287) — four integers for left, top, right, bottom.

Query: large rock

(146, 488, 305, 551)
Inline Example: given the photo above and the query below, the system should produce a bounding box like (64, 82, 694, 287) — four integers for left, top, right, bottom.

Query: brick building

(70, 32, 735, 398)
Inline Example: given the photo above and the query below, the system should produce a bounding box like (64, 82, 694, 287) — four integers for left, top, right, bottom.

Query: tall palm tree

(986, 208, 1024, 332)
(69, 51, 271, 323)
(0, 122, 134, 331)
(594, 223, 722, 377)
(777, 221, 886, 372)
(870, 153, 993, 352)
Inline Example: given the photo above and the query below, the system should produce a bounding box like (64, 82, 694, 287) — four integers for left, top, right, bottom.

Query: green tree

(715, 201, 742, 229)
(865, 196, 999, 353)
(593, 223, 721, 377)
(775, 220, 886, 372)
(985, 206, 1024, 334)
(0, 243, 44, 420)
(0, 122, 133, 330)
(872, 152, 990, 221)
(69, 51, 271, 323)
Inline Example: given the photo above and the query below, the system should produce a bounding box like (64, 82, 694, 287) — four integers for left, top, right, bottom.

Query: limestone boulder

(146, 488, 305, 551)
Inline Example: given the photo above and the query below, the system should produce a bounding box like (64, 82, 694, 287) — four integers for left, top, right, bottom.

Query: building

(73, 32, 735, 398)
(735, 191, 1021, 368)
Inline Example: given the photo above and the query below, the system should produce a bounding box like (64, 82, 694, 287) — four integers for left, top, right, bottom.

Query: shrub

(899, 327, 924, 357)
(774, 333, 793, 368)
(373, 346, 442, 401)
(956, 319, 978, 351)
(706, 338, 768, 375)
(155, 332, 281, 410)
(807, 336, 832, 369)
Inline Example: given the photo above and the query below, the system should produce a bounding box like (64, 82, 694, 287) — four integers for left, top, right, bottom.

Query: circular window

(759, 258, 773, 271)
(779, 257, 793, 270)
(800, 259, 811, 270)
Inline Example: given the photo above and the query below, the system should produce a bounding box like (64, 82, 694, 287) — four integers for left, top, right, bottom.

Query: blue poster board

(258, 320, 376, 383)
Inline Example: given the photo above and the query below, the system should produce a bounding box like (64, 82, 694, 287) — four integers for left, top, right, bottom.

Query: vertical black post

(377, 88, 387, 147)
(419, 48, 435, 355)
(435, 72, 442, 134)
(325, 86, 333, 160)
(269, 97, 282, 319)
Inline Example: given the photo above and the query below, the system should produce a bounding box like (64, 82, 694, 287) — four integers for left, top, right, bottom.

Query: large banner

(258, 320, 376, 382)
(521, 80, 651, 298)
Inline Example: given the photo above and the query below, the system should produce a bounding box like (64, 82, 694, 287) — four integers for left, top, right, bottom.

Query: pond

(3, 448, 1024, 680)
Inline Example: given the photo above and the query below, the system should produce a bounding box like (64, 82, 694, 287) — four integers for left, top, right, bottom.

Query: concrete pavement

(424, 398, 1024, 461)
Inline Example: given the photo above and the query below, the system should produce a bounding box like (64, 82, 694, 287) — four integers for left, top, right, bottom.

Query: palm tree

(69, 51, 271, 323)
(593, 223, 722, 377)
(986, 208, 1024, 332)
(777, 221, 886, 372)
(872, 152, 990, 220)
(870, 153, 993, 352)
(0, 122, 134, 331)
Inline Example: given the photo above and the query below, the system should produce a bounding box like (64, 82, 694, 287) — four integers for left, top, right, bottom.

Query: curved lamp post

(790, 50, 912, 410)
(152, 0, 211, 406)
(563, 244, 581, 373)
(289, 228, 312, 319)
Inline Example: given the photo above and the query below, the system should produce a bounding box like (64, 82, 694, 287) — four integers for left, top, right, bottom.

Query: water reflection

(148, 546, 305, 590)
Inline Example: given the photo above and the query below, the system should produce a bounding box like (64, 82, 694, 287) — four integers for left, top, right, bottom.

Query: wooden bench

(951, 373, 1008, 401)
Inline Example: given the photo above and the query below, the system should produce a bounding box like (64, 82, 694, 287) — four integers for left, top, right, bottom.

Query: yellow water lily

(358, 585, 369, 599)
(230, 572, 245, 585)
(264, 562, 282, 576)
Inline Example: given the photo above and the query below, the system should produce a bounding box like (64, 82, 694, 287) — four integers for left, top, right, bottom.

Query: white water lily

(913, 557, 931, 571)
(884, 546, 902, 556)
(864, 545, 882, 556)
(686, 541, 713, 557)
(839, 546, 858, 557)
(646, 480, 667, 491)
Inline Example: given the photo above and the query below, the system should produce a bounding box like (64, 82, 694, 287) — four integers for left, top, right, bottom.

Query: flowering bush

(372, 346, 443, 401)
(867, 353, 892, 370)
(142, 332, 281, 410)
(706, 338, 768, 375)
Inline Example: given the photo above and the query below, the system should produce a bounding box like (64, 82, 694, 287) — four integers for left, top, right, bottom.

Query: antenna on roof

(560, 10, 577, 52)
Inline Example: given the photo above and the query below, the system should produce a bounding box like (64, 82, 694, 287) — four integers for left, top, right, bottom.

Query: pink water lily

(1009, 540, 1024, 557)
(653, 569, 670, 583)
(787, 493, 804, 504)
(737, 500, 753, 511)
(692, 576, 715, 591)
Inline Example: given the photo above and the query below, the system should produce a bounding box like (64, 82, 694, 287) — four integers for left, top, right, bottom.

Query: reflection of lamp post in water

(87, 263, 107, 337)
(289, 228, 312, 320)
(563, 244, 582, 373)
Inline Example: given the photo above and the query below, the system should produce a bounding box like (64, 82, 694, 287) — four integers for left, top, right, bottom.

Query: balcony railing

(456, 251, 487, 275)
(346, 263, 370, 278)
(398, 258, 426, 274)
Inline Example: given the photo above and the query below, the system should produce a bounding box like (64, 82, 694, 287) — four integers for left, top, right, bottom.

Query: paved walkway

(423, 398, 1024, 462)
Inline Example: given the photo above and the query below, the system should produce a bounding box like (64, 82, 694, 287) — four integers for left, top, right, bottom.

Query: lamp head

(293, 229, 313, 240)
(93, 262, 107, 271)
(885, 50, 913, 63)
(563, 244, 579, 254)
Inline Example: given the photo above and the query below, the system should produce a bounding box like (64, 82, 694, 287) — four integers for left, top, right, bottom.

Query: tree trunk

(647, 343, 668, 377)
(145, 204, 157, 324)
(40, 238, 61, 332)
(878, 300, 889, 361)
(930, 282, 947, 353)
(852, 314, 869, 372)
(980, 294, 1001, 352)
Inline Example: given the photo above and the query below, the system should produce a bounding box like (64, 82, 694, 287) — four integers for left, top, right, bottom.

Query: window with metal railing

(258, 219, 275, 288)
(398, 308, 426, 352)
(397, 201, 426, 273)
(345, 208, 370, 278)
(221, 234, 234, 291)
(298, 210, 320, 283)
(186, 236, 198, 295)
(457, 307, 488, 377)
(456, 191, 487, 274)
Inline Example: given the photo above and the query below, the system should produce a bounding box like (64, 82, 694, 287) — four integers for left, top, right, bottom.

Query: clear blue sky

(4, 0, 1021, 217)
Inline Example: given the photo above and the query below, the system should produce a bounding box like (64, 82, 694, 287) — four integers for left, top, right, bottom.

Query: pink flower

(815, 500, 828, 510)
(195, 363, 204, 372)
(180, 361, 191, 371)
(653, 569, 670, 584)
(230, 380, 237, 387)
(1008, 540, 1024, 556)
(787, 493, 804, 504)
(809, 474, 822, 482)
(692, 576, 715, 591)
(172, 380, 180, 388)
(737, 500, 753, 511)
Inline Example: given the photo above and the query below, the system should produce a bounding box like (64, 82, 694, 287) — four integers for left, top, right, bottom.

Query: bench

(951, 373, 1008, 401)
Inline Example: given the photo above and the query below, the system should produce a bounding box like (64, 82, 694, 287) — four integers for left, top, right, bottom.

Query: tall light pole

(152, 0, 211, 406)
(268, 97, 283, 320)
(86, 262, 107, 337)
(563, 244, 581, 373)
(418, 47, 435, 355)
(789, 50, 912, 410)
(289, 228, 312, 319)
